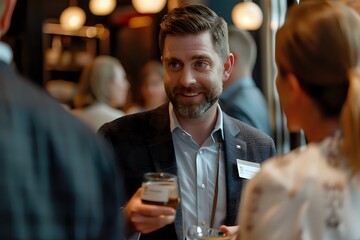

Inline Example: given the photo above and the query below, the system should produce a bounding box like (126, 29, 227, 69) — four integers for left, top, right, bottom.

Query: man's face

(162, 31, 228, 119)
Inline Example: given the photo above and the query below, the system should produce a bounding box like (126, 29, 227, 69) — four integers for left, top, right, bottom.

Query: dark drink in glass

(141, 172, 179, 209)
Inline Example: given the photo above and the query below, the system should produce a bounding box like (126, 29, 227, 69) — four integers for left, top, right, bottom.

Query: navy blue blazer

(99, 103, 276, 240)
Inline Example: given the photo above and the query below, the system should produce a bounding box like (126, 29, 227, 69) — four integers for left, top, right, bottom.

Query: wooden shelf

(42, 21, 110, 84)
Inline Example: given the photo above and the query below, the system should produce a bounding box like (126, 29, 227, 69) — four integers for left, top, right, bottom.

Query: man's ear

(223, 53, 234, 82)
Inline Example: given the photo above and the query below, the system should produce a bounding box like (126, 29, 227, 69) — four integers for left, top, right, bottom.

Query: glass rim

(143, 172, 177, 180)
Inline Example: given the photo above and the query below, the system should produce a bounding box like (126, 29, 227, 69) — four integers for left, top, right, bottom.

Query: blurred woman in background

(127, 60, 167, 114)
(73, 55, 129, 131)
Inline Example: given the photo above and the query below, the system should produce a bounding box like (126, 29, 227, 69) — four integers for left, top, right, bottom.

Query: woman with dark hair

(127, 60, 168, 114)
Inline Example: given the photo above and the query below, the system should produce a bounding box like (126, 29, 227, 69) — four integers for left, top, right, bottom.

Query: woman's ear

(287, 73, 304, 97)
(223, 53, 234, 82)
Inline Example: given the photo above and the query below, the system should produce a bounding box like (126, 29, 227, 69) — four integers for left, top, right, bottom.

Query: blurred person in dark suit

(0, 0, 124, 239)
(98, 4, 276, 240)
(219, 26, 272, 137)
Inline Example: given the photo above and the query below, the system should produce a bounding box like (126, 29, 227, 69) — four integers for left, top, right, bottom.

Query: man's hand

(123, 188, 176, 234)
(220, 225, 239, 239)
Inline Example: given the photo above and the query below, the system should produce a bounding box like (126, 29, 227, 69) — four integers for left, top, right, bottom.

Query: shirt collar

(0, 41, 13, 64)
(169, 102, 224, 141)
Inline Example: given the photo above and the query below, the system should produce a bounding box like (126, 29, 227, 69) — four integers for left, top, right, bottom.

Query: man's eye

(194, 61, 209, 69)
(167, 62, 181, 70)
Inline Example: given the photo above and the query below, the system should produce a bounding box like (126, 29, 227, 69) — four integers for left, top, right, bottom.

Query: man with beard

(98, 4, 276, 240)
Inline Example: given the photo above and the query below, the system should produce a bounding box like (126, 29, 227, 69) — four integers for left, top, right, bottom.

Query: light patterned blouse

(238, 133, 360, 240)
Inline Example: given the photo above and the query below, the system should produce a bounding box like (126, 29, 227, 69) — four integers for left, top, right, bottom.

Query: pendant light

(89, 0, 117, 16)
(132, 0, 167, 14)
(60, 0, 86, 31)
(232, 0, 263, 30)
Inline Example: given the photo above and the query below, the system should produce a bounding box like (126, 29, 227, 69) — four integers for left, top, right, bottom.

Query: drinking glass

(140, 172, 179, 209)
(187, 225, 232, 240)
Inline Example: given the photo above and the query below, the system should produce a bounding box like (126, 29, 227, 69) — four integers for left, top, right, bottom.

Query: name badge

(236, 159, 261, 180)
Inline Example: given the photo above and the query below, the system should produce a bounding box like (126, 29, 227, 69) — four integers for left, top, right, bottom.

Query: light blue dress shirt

(0, 42, 13, 64)
(169, 103, 227, 237)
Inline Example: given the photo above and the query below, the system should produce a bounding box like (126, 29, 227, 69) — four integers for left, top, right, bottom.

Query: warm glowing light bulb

(132, 0, 166, 14)
(60, 6, 86, 31)
(232, 2, 263, 30)
(89, 0, 117, 16)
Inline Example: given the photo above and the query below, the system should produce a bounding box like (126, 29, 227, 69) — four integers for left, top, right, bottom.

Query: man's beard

(166, 85, 221, 118)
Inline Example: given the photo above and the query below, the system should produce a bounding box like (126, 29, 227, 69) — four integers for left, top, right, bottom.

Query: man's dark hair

(159, 4, 229, 62)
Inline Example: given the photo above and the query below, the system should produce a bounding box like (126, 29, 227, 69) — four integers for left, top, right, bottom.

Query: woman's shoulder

(254, 140, 348, 197)
(241, 139, 360, 240)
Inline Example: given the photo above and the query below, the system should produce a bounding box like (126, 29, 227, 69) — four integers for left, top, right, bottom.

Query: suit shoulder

(98, 104, 169, 136)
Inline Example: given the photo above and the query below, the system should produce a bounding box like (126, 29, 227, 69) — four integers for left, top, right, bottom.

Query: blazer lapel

(223, 114, 247, 225)
(145, 104, 177, 174)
